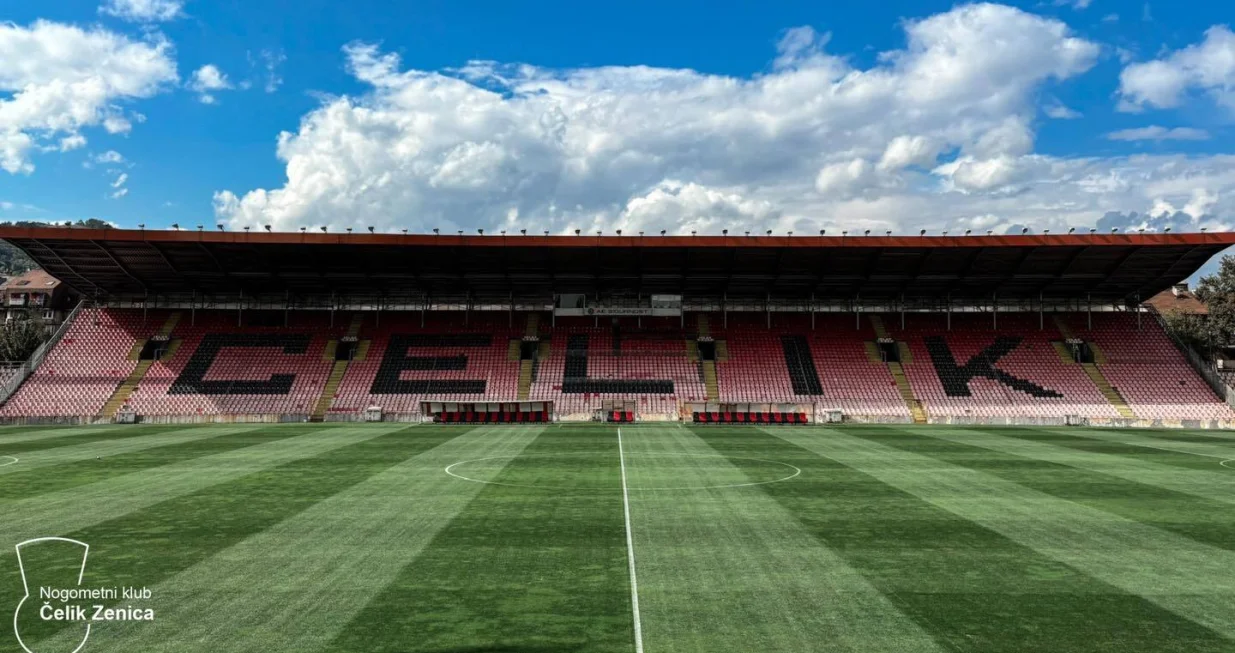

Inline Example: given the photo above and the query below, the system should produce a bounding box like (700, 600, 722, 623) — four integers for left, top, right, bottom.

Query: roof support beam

(90, 240, 147, 294)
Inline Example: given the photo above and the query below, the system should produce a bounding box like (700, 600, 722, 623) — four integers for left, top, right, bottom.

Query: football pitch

(4, 422, 1235, 652)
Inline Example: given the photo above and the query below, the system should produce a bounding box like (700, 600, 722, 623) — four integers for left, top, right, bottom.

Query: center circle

(0, 455, 17, 468)
(444, 452, 800, 491)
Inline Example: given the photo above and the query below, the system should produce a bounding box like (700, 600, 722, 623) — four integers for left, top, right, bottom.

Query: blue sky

(1, 0, 1233, 247)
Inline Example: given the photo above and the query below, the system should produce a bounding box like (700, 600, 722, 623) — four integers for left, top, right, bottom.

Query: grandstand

(0, 225, 1233, 427)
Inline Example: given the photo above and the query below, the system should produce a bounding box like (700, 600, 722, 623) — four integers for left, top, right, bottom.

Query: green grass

(3, 423, 1235, 652)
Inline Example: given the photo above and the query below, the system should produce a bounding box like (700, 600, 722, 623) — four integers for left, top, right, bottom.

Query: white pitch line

(618, 427, 645, 653)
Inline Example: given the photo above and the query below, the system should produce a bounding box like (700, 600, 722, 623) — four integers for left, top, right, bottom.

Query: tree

(1162, 309, 1220, 356)
(1191, 255, 1235, 354)
(0, 316, 48, 363)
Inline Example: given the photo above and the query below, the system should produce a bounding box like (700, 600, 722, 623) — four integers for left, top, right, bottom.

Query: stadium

(3, 223, 1235, 651)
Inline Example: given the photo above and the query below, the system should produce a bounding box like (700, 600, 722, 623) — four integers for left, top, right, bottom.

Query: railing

(0, 299, 87, 405)
(1145, 306, 1235, 410)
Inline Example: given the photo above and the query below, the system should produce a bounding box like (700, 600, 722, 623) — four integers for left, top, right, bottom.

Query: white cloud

(1103, 13, 1119, 22)
(95, 150, 125, 164)
(108, 171, 128, 199)
(188, 64, 232, 104)
(1106, 125, 1211, 141)
(1053, 0, 1093, 9)
(1044, 98, 1082, 119)
(99, 0, 184, 23)
(251, 49, 285, 93)
(225, 3, 1235, 242)
(1119, 25, 1235, 111)
(0, 20, 177, 174)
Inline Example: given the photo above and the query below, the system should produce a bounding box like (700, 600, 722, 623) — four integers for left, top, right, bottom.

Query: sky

(1, 0, 1234, 258)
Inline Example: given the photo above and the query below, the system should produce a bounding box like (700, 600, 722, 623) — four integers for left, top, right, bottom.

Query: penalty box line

(618, 427, 645, 653)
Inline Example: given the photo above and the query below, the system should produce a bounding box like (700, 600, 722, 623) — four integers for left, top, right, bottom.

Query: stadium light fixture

(819, 229, 825, 235)
(300, 227, 306, 233)
(597, 231, 602, 236)
(1089, 228, 1096, 234)
(661, 230, 667, 236)
(987, 230, 993, 235)
(138, 223, 145, 230)
(1111, 228, 1118, 233)
(543, 230, 549, 236)
(346, 227, 353, 234)
(722, 229, 728, 236)
(320, 226, 328, 233)
(1068, 227, 1075, 234)
(616, 229, 622, 236)
(766, 230, 772, 236)
(521, 229, 526, 236)
(197, 225, 203, 232)
(501, 230, 506, 236)
(433, 228, 439, 235)
(243, 226, 250, 233)
(1165, 227, 1172, 232)
(1138, 228, 1144, 234)
(692, 231, 697, 236)
(920, 229, 926, 236)
(639, 231, 644, 236)
(368, 226, 375, 234)
(842, 230, 847, 236)
(1021, 228, 1028, 235)
(264, 225, 272, 232)
(864, 230, 870, 236)
(745, 231, 750, 236)
(477, 229, 484, 235)
(885, 230, 891, 236)
(942, 230, 948, 236)
(457, 230, 463, 236)
(401, 229, 408, 235)
(964, 229, 971, 236)
(218, 224, 225, 231)
(1043, 229, 1049, 235)
(575, 229, 581, 236)
(1201, 227, 1208, 233)
(172, 223, 180, 230)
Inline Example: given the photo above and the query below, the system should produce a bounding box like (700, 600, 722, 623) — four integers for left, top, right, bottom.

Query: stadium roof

(1, 226, 1232, 303)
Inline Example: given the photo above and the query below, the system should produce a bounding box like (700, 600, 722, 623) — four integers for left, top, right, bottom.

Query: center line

(618, 427, 645, 653)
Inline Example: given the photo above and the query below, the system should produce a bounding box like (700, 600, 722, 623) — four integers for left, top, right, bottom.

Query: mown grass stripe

(329, 426, 632, 653)
(905, 426, 1235, 549)
(0, 424, 131, 447)
(701, 425, 1235, 653)
(0, 424, 197, 458)
(41, 425, 543, 653)
(772, 426, 1235, 643)
(621, 425, 946, 653)
(0, 424, 412, 552)
(0, 424, 257, 477)
(0, 426, 315, 502)
(965, 426, 1221, 472)
(10, 424, 473, 649)
(1061, 428, 1235, 462)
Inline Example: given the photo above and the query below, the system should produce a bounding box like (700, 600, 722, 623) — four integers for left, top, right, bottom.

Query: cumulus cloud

(1119, 25, 1235, 111)
(188, 64, 232, 104)
(0, 20, 177, 174)
(221, 3, 1235, 241)
(1106, 125, 1210, 141)
(99, 0, 184, 23)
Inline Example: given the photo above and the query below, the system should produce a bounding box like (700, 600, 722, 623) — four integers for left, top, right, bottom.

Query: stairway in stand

(869, 315, 927, 423)
(310, 314, 366, 421)
(517, 313, 540, 400)
(100, 312, 182, 418)
(1053, 316, 1134, 418)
